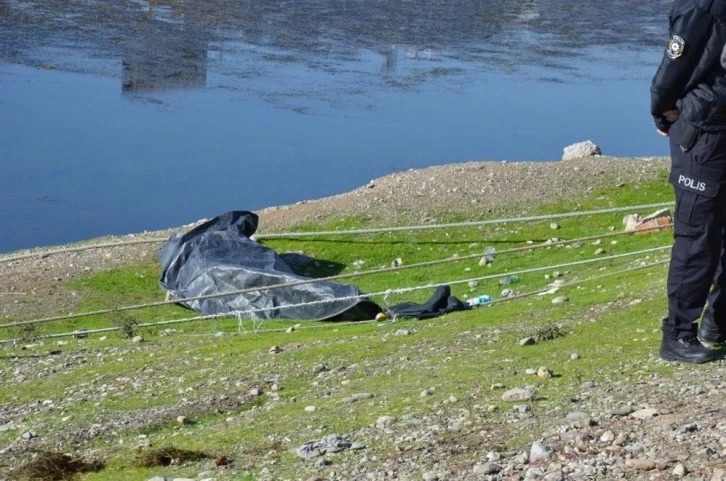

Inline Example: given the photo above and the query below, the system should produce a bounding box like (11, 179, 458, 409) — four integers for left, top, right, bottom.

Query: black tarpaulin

(158, 211, 379, 321)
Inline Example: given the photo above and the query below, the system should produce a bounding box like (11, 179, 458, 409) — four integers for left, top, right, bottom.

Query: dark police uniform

(651, 0, 726, 363)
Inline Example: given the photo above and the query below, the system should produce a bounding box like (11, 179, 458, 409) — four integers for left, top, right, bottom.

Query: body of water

(0, 0, 673, 252)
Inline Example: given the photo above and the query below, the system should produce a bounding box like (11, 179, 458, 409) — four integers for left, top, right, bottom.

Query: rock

(423, 472, 439, 481)
(147, 477, 166, 481)
(249, 387, 262, 396)
(21, 431, 36, 440)
(376, 416, 397, 429)
(552, 295, 569, 304)
(595, 248, 605, 255)
(565, 411, 592, 426)
(550, 223, 559, 230)
(132, 335, 144, 343)
(537, 366, 553, 378)
(570, 352, 580, 360)
(286, 326, 295, 333)
(176, 416, 189, 425)
(395, 329, 411, 336)
(473, 462, 501, 475)
(530, 440, 554, 463)
(171, 478, 195, 481)
(672, 463, 687, 477)
(625, 458, 656, 471)
(600, 430, 615, 443)
(312, 364, 328, 374)
(562, 140, 601, 160)
(269, 345, 283, 353)
(502, 388, 536, 402)
(341, 392, 374, 404)
(519, 337, 536, 346)
(305, 406, 316, 412)
(630, 408, 658, 420)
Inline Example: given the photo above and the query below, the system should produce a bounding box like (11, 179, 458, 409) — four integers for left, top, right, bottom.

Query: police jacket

(651, 0, 726, 133)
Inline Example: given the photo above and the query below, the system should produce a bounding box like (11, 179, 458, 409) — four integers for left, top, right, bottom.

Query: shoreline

(1, 155, 671, 258)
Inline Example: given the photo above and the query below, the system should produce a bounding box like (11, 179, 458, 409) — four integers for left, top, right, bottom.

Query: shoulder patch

(667, 35, 685, 59)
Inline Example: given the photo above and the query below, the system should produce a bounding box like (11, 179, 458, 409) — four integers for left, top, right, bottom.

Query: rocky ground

(9, 155, 726, 481)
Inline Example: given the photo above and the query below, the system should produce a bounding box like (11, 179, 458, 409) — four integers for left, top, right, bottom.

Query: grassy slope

(0, 169, 684, 480)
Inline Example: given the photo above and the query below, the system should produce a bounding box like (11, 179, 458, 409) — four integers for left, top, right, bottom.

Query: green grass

(0, 170, 690, 480)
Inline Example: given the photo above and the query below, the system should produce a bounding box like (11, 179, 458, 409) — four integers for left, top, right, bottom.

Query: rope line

(0, 219, 673, 330)
(0, 202, 673, 264)
(0, 257, 669, 344)
(0, 244, 671, 331)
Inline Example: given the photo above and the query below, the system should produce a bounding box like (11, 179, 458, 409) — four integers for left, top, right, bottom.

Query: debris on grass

(138, 446, 212, 467)
(10, 451, 104, 481)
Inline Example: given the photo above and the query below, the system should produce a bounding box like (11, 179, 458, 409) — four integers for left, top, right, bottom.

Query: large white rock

(562, 140, 602, 160)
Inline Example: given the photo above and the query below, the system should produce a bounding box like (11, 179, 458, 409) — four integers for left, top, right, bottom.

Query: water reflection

(0, 1, 673, 252)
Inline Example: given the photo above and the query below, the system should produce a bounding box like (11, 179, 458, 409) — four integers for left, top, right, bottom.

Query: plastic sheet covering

(158, 211, 378, 321)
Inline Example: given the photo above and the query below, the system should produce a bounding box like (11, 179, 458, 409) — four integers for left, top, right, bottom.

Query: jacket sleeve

(650, 5, 713, 132)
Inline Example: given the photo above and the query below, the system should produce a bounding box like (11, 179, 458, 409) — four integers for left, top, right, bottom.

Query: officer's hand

(663, 109, 679, 122)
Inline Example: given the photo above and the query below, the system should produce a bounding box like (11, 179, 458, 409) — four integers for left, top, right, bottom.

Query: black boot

(698, 313, 726, 347)
(660, 335, 721, 363)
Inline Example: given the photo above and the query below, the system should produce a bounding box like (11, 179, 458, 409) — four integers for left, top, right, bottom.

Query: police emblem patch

(667, 35, 685, 59)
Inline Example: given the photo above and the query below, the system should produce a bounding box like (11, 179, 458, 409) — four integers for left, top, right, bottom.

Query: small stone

(473, 462, 501, 475)
(630, 408, 658, 420)
(147, 477, 167, 481)
(625, 458, 656, 471)
(341, 392, 374, 403)
(570, 352, 580, 360)
(286, 326, 296, 333)
(312, 364, 327, 374)
(562, 140, 601, 160)
(672, 462, 687, 477)
(502, 388, 536, 402)
(490, 383, 505, 390)
(530, 440, 554, 463)
(376, 416, 397, 429)
(609, 407, 634, 416)
(269, 345, 282, 353)
(422, 473, 439, 481)
(552, 296, 569, 304)
(600, 430, 615, 443)
(21, 431, 36, 440)
(249, 387, 262, 396)
(176, 416, 189, 425)
(395, 329, 411, 336)
(565, 411, 592, 426)
(132, 335, 144, 343)
(525, 368, 537, 375)
(304, 406, 317, 412)
(519, 337, 536, 346)
(536, 366, 553, 378)
(550, 223, 559, 230)
(421, 388, 434, 397)
(314, 458, 332, 467)
(595, 248, 605, 255)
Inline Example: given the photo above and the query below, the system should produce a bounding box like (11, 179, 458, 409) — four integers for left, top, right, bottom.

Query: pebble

(341, 392, 374, 404)
(630, 408, 658, 420)
(570, 352, 580, 360)
(502, 388, 536, 402)
(600, 430, 615, 443)
(132, 335, 144, 343)
(519, 337, 536, 346)
(595, 248, 605, 255)
(530, 440, 553, 463)
(312, 364, 328, 374)
(395, 329, 411, 336)
(537, 366, 553, 378)
(305, 406, 316, 412)
(147, 477, 166, 481)
(423, 472, 439, 481)
(672, 462, 687, 477)
(269, 345, 283, 353)
(552, 295, 569, 304)
(625, 458, 656, 471)
(376, 416, 397, 429)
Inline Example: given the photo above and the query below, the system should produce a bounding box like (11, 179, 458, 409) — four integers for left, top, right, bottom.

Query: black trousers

(665, 120, 726, 339)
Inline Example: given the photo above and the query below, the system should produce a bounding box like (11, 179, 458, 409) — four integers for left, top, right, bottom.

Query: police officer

(651, 0, 726, 363)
